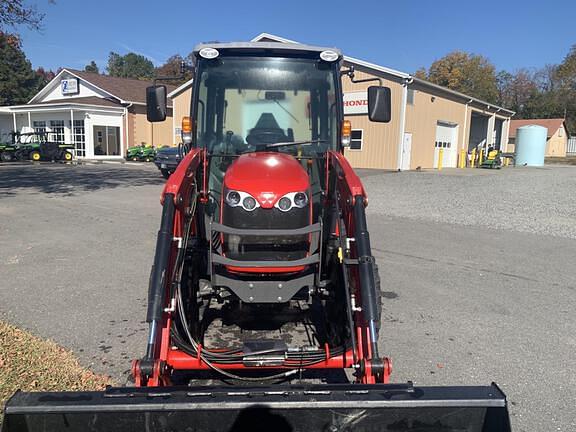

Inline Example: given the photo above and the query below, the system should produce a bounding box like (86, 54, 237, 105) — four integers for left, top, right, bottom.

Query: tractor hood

(223, 152, 309, 209)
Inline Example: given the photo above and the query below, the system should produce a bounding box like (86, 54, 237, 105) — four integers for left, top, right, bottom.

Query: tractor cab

(186, 43, 348, 300)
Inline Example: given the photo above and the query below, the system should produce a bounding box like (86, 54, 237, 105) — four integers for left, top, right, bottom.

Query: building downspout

(396, 77, 413, 171)
(462, 99, 472, 153)
(123, 103, 133, 158)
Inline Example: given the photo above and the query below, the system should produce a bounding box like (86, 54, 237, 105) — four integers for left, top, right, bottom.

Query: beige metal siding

(341, 70, 403, 169)
(404, 90, 468, 169)
(172, 87, 192, 144)
(129, 105, 173, 148)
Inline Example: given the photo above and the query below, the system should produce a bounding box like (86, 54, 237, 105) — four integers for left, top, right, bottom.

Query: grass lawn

(0, 320, 113, 424)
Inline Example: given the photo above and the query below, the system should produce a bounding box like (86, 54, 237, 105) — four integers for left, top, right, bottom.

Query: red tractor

(2, 42, 511, 432)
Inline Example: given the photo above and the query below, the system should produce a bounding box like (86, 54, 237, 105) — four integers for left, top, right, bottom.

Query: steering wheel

(246, 131, 288, 148)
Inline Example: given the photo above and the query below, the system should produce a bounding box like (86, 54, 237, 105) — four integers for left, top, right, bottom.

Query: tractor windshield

(193, 56, 339, 158)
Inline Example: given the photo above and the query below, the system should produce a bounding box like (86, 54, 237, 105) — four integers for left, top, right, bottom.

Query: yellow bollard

(478, 150, 483, 166)
(459, 149, 466, 168)
(437, 148, 444, 171)
(471, 148, 476, 168)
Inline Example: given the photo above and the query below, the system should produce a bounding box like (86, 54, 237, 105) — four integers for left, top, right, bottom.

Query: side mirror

(367, 86, 391, 123)
(146, 85, 167, 122)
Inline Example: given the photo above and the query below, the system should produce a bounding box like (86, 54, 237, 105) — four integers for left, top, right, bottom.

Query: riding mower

(1, 42, 511, 432)
(0, 140, 17, 162)
(480, 147, 503, 169)
(127, 144, 157, 162)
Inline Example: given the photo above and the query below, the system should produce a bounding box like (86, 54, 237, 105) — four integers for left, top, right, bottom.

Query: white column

(123, 107, 129, 157)
(12, 112, 17, 132)
(70, 109, 75, 151)
(397, 80, 408, 171)
(27, 111, 31, 128)
(462, 103, 469, 151)
(502, 118, 510, 153)
(487, 114, 495, 147)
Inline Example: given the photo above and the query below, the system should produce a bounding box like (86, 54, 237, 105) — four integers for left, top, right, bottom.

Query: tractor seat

(246, 113, 289, 147)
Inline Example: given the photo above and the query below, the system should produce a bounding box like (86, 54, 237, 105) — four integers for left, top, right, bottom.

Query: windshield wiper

(265, 139, 326, 149)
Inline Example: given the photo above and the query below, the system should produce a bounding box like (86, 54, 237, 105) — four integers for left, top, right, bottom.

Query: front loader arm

(328, 151, 388, 383)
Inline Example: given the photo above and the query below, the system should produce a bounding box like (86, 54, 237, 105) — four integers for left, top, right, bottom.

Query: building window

(407, 89, 415, 105)
(49, 120, 65, 143)
(33, 121, 46, 135)
(71, 120, 85, 157)
(558, 127, 563, 137)
(350, 129, 363, 150)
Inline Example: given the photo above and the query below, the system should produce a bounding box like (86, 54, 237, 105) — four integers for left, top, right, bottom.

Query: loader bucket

(2, 382, 511, 432)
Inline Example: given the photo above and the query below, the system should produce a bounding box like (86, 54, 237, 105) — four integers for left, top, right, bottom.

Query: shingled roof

(62, 69, 177, 105)
(509, 119, 567, 138)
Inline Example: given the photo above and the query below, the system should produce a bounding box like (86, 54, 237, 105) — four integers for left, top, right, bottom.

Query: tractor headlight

(226, 190, 241, 206)
(225, 190, 259, 211)
(293, 192, 308, 208)
(242, 196, 257, 211)
(275, 192, 308, 212)
(278, 197, 292, 212)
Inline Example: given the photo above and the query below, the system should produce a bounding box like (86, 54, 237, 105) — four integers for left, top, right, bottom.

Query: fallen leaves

(0, 320, 113, 423)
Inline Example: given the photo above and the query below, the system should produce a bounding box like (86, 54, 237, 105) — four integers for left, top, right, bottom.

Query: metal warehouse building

(170, 33, 514, 170)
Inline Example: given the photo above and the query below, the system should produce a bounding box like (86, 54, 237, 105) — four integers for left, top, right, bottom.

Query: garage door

(434, 122, 458, 168)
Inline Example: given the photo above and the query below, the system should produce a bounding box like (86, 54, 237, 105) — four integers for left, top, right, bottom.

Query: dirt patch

(0, 320, 113, 423)
(545, 156, 576, 165)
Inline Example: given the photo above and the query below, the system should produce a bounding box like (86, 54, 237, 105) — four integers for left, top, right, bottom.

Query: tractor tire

(160, 169, 171, 179)
(0, 152, 13, 162)
(63, 151, 73, 162)
(30, 151, 41, 162)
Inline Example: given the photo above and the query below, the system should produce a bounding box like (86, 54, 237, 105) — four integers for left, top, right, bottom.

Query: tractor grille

(222, 206, 309, 261)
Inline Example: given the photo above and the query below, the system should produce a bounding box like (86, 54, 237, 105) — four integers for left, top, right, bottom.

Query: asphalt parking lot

(0, 162, 575, 431)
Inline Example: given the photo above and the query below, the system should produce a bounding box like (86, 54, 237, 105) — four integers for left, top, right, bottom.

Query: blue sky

(18, 0, 575, 74)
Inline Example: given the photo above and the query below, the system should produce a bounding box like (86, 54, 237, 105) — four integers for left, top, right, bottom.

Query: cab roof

(193, 41, 342, 60)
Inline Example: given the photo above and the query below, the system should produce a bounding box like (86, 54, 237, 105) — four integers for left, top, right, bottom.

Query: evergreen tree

(84, 60, 99, 74)
(106, 51, 154, 79)
(0, 32, 41, 105)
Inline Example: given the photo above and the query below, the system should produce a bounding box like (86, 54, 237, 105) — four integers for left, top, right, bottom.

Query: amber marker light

(341, 120, 352, 147)
(181, 116, 192, 144)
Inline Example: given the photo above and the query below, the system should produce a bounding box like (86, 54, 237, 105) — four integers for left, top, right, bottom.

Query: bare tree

(0, 0, 50, 31)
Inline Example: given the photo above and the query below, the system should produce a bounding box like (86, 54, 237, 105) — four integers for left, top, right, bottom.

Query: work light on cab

(198, 47, 219, 59)
(320, 50, 339, 62)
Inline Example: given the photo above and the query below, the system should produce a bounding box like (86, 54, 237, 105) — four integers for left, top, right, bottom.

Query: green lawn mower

(126, 144, 157, 162)
(0, 141, 18, 162)
(480, 148, 503, 169)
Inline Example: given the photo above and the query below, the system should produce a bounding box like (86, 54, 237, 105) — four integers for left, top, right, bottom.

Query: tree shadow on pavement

(0, 163, 165, 197)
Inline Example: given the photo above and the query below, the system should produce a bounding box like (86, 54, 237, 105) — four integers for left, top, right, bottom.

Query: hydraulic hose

(352, 195, 379, 359)
(145, 193, 176, 360)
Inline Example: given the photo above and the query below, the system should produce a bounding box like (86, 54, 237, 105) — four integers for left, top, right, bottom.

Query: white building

(0, 69, 174, 159)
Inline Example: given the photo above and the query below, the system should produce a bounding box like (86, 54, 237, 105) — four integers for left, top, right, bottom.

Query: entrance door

(402, 133, 412, 170)
(434, 122, 458, 168)
(93, 126, 120, 156)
